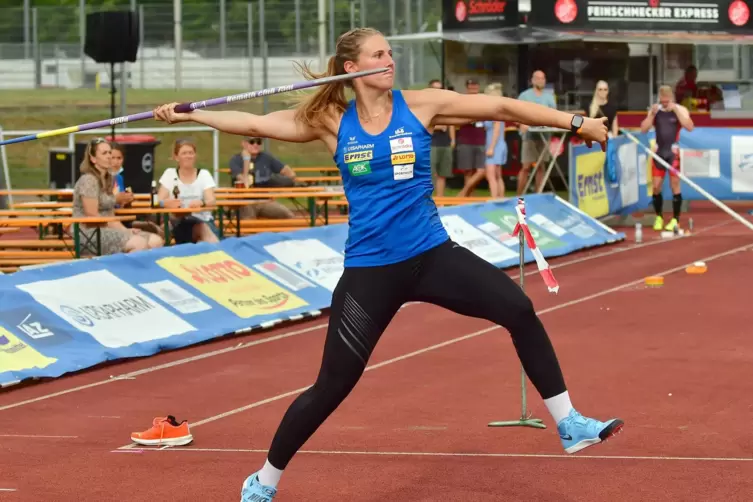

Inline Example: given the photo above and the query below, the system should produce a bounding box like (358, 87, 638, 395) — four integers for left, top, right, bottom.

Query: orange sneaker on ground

(130, 415, 193, 447)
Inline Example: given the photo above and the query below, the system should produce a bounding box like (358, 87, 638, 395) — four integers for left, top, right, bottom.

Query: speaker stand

(109, 61, 116, 141)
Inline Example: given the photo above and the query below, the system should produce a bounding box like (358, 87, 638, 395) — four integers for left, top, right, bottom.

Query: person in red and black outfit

(455, 78, 487, 195)
(640, 85, 694, 233)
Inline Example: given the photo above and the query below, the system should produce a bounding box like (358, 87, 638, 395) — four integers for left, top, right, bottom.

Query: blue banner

(569, 127, 753, 218)
(0, 194, 624, 387)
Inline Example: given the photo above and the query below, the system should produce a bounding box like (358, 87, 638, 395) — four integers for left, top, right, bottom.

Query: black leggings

(267, 239, 566, 469)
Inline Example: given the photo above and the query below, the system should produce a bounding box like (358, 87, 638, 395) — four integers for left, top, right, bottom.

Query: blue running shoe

(241, 472, 277, 502)
(557, 409, 624, 454)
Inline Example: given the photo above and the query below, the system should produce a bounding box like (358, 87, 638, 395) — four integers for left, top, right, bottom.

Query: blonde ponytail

(294, 57, 348, 130)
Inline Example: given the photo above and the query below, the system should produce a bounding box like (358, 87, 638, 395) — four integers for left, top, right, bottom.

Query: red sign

(443, 0, 518, 30)
(456, 1, 467, 21)
(554, 0, 578, 23)
(468, 0, 508, 15)
(729, 0, 751, 26)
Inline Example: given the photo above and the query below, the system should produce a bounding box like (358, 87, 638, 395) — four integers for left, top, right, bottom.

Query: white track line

(0, 220, 738, 413)
(0, 488, 17, 492)
(115, 240, 753, 450)
(144, 447, 753, 463)
(0, 434, 77, 439)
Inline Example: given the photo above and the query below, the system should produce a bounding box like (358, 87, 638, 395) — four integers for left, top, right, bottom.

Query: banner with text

(569, 127, 753, 218)
(0, 194, 623, 387)
(530, 0, 753, 35)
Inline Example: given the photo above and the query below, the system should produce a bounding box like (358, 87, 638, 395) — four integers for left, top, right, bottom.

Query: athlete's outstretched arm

(407, 88, 608, 148)
(152, 105, 319, 144)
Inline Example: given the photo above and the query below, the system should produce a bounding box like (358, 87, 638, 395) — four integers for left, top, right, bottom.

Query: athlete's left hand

(579, 116, 609, 151)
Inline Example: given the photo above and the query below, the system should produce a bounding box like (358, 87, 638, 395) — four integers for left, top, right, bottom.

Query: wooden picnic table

(0, 209, 73, 217)
(115, 202, 272, 241)
(0, 215, 136, 257)
(0, 189, 73, 198)
(114, 206, 217, 244)
(215, 191, 345, 225)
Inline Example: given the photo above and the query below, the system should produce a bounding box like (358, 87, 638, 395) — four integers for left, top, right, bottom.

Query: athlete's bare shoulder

(311, 106, 346, 154)
(401, 88, 475, 128)
(400, 88, 447, 128)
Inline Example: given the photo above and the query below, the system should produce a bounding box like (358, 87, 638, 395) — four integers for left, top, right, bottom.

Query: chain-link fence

(0, 0, 443, 90)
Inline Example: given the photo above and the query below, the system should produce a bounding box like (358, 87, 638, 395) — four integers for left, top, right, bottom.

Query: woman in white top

(158, 138, 220, 244)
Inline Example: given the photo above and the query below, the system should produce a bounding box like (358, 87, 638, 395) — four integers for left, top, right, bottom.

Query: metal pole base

(488, 418, 547, 429)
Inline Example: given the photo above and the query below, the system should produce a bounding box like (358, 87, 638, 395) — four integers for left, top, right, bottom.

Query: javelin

(621, 129, 753, 232)
(0, 67, 390, 147)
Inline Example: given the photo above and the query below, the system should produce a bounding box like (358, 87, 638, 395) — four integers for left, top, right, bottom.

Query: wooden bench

(0, 228, 19, 235)
(0, 240, 72, 249)
(0, 258, 75, 266)
(240, 227, 305, 235)
(0, 250, 74, 259)
(239, 216, 348, 228)
(219, 166, 339, 175)
(0, 215, 135, 257)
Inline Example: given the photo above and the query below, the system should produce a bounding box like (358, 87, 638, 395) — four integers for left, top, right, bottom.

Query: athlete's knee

(312, 364, 364, 408)
(491, 286, 536, 330)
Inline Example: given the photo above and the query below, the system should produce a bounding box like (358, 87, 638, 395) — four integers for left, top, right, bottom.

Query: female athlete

(153, 27, 623, 502)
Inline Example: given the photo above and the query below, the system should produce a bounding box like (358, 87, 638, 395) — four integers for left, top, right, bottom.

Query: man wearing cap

(455, 78, 487, 195)
(228, 137, 296, 219)
(517, 70, 557, 194)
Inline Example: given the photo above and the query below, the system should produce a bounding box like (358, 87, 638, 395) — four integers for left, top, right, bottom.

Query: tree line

(0, 0, 440, 50)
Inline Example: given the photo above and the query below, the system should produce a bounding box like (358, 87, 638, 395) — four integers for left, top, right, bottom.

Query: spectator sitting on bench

(229, 137, 295, 219)
(110, 142, 163, 237)
(158, 138, 220, 244)
(74, 137, 163, 254)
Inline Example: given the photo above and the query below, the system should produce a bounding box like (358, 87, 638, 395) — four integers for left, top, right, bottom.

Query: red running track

(1, 207, 753, 501)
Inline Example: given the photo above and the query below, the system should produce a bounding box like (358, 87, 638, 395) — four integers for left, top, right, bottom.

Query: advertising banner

(442, 0, 520, 31)
(0, 194, 623, 387)
(569, 127, 753, 218)
(530, 0, 753, 34)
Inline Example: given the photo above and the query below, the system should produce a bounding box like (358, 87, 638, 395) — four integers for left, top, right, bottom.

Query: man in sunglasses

(229, 137, 296, 219)
(229, 137, 298, 188)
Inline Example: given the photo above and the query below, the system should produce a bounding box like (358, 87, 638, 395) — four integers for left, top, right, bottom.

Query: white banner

(16, 270, 196, 348)
(263, 239, 345, 292)
(441, 214, 518, 262)
(730, 135, 753, 193)
(618, 142, 639, 207)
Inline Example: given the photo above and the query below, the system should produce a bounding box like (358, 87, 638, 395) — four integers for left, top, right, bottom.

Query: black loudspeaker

(84, 11, 139, 64)
(48, 148, 76, 189)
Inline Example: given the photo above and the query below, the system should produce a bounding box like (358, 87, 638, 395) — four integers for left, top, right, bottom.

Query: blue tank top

(334, 90, 449, 267)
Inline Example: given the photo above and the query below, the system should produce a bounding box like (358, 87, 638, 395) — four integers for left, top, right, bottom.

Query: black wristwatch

(570, 115, 584, 135)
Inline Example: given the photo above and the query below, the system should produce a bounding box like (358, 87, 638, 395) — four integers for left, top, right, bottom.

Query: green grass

(0, 88, 570, 201)
(0, 88, 338, 189)
(0, 88, 268, 108)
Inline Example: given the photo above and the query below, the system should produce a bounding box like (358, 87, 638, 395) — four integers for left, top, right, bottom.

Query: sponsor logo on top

(389, 137, 413, 154)
(389, 127, 412, 139)
(344, 150, 373, 163)
(349, 161, 372, 177)
(345, 142, 374, 153)
(391, 152, 416, 165)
